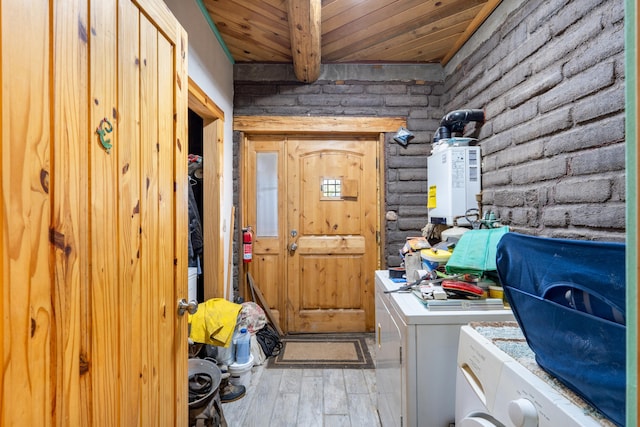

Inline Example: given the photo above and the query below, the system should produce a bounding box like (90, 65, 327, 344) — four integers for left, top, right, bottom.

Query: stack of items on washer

(455, 233, 626, 427)
(392, 225, 511, 311)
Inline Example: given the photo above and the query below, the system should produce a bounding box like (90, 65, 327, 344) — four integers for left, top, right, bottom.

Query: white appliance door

(458, 417, 503, 427)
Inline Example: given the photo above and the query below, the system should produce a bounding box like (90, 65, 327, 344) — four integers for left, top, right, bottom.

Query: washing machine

(455, 324, 611, 427)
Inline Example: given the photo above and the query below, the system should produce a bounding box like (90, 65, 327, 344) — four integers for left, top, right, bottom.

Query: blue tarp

(496, 232, 626, 427)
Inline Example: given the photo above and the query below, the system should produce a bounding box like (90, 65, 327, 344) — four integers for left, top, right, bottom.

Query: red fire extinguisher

(243, 226, 253, 263)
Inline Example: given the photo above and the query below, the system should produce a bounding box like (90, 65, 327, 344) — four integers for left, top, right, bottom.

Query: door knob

(289, 242, 298, 252)
(177, 298, 198, 316)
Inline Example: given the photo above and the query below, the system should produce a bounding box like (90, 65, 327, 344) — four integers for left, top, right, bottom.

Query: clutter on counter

(391, 220, 510, 310)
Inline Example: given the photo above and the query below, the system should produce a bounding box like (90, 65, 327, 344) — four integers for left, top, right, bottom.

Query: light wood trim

(188, 76, 224, 123)
(234, 116, 406, 133)
(287, 0, 321, 83)
(378, 132, 385, 270)
(174, 21, 190, 427)
(202, 119, 225, 299)
(441, 0, 502, 65)
(187, 77, 226, 299)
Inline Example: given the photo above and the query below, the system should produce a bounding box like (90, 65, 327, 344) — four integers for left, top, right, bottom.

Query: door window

(256, 152, 278, 237)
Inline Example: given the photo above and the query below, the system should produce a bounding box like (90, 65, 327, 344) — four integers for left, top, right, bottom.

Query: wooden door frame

(188, 77, 226, 299)
(234, 116, 405, 324)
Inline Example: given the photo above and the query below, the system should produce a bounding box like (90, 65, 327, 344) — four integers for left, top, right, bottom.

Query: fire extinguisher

(243, 226, 253, 263)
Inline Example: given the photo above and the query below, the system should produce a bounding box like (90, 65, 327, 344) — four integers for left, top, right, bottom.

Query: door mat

(268, 334, 375, 369)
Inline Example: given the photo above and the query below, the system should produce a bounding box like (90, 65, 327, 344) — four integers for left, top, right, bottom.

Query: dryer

(455, 324, 612, 427)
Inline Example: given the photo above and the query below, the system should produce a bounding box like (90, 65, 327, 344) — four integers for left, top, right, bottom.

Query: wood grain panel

(322, 0, 415, 42)
(117, 1, 143, 425)
(202, 0, 290, 62)
(296, 236, 366, 255)
(250, 254, 283, 318)
(3, 0, 188, 424)
(90, 0, 120, 424)
(1, 1, 53, 425)
(296, 309, 366, 332)
(300, 256, 364, 309)
(140, 14, 160, 425)
(339, 9, 477, 62)
(157, 31, 175, 425)
(376, 23, 470, 63)
(322, 0, 484, 60)
(321, 0, 372, 32)
(52, 0, 89, 425)
(300, 151, 363, 235)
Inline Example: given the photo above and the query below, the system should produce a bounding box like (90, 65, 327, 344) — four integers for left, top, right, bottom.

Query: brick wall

(443, 0, 625, 241)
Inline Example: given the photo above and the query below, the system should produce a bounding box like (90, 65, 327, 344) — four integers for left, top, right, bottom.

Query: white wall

(163, 0, 235, 298)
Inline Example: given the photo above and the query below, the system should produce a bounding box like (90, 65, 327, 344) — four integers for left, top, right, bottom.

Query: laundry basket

(496, 232, 626, 426)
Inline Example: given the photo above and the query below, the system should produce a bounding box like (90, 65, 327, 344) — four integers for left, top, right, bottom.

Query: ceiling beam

(287, 0, 321, 83)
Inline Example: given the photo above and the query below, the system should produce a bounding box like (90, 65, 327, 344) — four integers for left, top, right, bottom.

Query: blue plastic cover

(496, 232, 626, 426)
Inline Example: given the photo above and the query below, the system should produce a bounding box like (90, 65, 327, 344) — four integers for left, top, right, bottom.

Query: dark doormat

(268, 333, 375, 369)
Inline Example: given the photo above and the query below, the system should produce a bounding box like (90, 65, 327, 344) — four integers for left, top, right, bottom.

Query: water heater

(427, 143, 481, 226)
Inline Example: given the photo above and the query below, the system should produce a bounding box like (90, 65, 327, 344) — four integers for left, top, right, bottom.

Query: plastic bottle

(233, 328, 251, 365)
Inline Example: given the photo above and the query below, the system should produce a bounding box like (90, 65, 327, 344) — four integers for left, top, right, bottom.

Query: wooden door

(1, 0, 189, 425)
(243, 135, 379, 333)
(287, 137, 378, 332)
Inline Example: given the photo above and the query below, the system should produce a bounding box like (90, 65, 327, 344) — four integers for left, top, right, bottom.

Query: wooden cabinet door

(1, 0, 189, 425)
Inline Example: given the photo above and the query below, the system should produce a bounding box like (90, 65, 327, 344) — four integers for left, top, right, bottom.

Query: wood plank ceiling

(201, 0, 501, 82)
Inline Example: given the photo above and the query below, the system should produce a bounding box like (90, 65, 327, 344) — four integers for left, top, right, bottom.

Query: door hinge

(376, 157, 379, 170)
(399, 346, 402, 365)
(376, 230, 380, 244)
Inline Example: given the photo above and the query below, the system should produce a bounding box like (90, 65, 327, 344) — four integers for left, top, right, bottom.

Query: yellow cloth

(188, 298, 242, 347)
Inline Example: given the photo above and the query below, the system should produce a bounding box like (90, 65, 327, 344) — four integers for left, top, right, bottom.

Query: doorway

(236, 115, 405, 333)
(187, 78, 226, 300)
(243, 135, 378, 333)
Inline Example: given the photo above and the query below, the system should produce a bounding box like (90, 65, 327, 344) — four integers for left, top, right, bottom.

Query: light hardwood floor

(221, 335, 381, 427)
